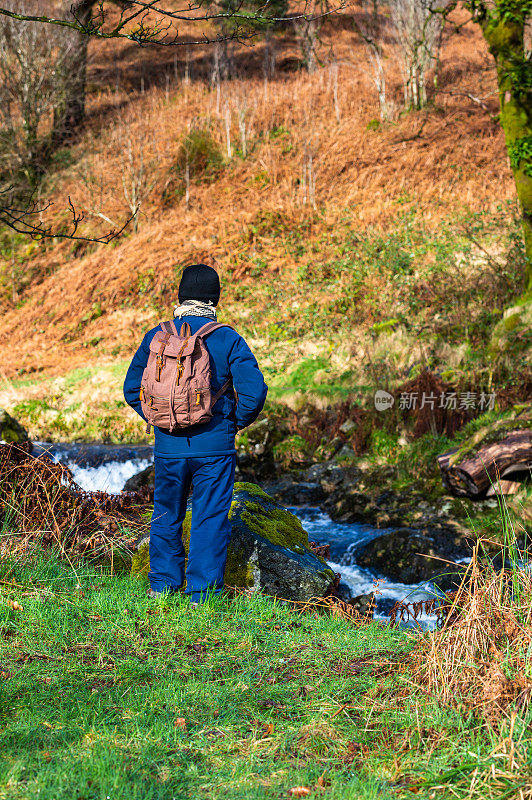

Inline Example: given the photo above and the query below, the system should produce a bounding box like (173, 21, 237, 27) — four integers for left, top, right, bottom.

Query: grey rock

(264, 480, 326, 506)
(236, 417, 289, 481)
(339, 419, 356, 435)
(356, 526, 472, 587)
(123, 464, 154, 492)
(336, 444, 356, 461)
(303, 461, 344, 486)
(131, 482, 335, 602)
(349, 592, 375, 615)
(324, 489, 371, 521)
(335, 581, 354, 603)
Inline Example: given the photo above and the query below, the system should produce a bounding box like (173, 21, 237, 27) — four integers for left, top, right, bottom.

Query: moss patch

(241, 502, 310, 554)
(0, 408, 29, 443)
(130, 537, 150, 578)
(181, 510, 192, 550)
(224, 546, 256, 589)
(233, 482, 272, 501)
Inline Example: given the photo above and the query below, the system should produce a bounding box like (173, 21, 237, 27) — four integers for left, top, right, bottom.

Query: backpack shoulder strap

(196, 321, 233, 338)
(196, 322, 234, 403)
(212, 378, 232, 404)
(160, 320, 178, 336)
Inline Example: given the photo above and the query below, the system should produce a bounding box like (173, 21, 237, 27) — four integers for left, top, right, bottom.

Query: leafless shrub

(411, 533, 532, 726)
(112, 109, 162, 232)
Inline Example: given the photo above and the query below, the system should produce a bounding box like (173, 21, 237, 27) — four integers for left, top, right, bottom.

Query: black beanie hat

(178, 264, 221, 306)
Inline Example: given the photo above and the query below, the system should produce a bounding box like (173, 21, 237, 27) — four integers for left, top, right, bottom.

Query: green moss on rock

(241, 502, 309, 553)
(451, 406, 532, 465)
(0, 408, 29, 443)
(131, 536, 150, 578)
(224, 546, 256, 589)
(489, 300, 532, 359)
(233, 482, 271, 500)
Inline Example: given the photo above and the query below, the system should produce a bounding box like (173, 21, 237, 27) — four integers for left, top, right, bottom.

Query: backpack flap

(148, 332, 198, 359)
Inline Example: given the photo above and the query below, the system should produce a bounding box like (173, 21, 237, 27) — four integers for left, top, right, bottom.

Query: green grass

(1, 550, 527, 799)
(264, 357, 364, 403)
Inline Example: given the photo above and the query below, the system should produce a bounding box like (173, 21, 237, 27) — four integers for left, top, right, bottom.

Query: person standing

(123, 264, 267, 604)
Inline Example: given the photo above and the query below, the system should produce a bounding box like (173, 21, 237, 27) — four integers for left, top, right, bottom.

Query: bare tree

(390, 0, 445, 109)
(0, 2, 74, 178)
(0, 0, 311, 43)
(0, 185, 132, 240)
(353, 0, 395, 121)
(212, 36, 235, 84)
(51, 0, 96, 145)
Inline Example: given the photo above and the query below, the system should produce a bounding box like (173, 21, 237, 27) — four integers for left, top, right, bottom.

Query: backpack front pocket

(142, 391, 172, 429)
(188, 387, 213, 425)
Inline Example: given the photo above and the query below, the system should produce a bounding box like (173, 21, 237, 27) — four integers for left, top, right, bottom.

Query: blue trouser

(149, 454, 236, 602)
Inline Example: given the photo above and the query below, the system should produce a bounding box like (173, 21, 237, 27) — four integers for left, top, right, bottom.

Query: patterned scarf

(173, 299, 217, 320)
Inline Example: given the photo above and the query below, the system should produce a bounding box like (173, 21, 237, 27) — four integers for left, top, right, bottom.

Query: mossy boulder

(131, 482, 335, 601)
(0, 408, 30, 444)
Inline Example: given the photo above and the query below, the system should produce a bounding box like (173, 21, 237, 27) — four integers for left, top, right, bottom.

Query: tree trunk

(293, 17, 318, 73)
(437, 415, 532, 497)
(474, 3, 532, 293)
(52, 0, 94, 145)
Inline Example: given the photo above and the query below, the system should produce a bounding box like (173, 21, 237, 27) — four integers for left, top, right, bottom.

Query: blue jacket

(123, 316, 268, 457)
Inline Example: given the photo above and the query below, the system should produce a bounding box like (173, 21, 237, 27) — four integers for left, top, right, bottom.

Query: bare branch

(0, 188, 134, 242)
(0, 0, 345, 46)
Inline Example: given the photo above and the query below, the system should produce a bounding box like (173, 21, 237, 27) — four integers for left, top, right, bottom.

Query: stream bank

(30, 439, 454, 625)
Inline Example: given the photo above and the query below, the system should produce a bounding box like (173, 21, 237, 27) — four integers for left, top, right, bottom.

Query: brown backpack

(140, 320, 232, 432)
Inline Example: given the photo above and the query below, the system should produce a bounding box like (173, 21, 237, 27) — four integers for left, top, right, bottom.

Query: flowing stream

(34, 441, 437, 625)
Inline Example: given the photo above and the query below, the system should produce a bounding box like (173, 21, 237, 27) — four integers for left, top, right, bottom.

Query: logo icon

(374, 389, 394, 411)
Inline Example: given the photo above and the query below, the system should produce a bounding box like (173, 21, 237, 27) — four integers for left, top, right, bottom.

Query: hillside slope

(0, 10, 529, 442)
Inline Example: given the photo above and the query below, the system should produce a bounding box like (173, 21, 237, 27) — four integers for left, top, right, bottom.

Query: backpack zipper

(147, 393, 169, 407)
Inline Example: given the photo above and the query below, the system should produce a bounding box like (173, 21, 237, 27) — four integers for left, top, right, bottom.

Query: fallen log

(437, 408, 532, 498)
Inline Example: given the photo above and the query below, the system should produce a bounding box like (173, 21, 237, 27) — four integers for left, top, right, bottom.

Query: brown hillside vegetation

(0, 8, 515, 380)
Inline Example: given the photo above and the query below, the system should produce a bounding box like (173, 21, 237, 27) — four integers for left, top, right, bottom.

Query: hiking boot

(147, 588, 167, 599)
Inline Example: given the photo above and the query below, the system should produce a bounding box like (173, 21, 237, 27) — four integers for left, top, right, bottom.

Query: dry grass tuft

(292, 593, 375, 624)
(411, 537, 532, 726)
(0, 442, 145, 561)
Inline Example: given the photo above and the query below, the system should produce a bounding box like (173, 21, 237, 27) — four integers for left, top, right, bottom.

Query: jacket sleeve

(228, 335, 268, 430)
(123, 333, 150, 422)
